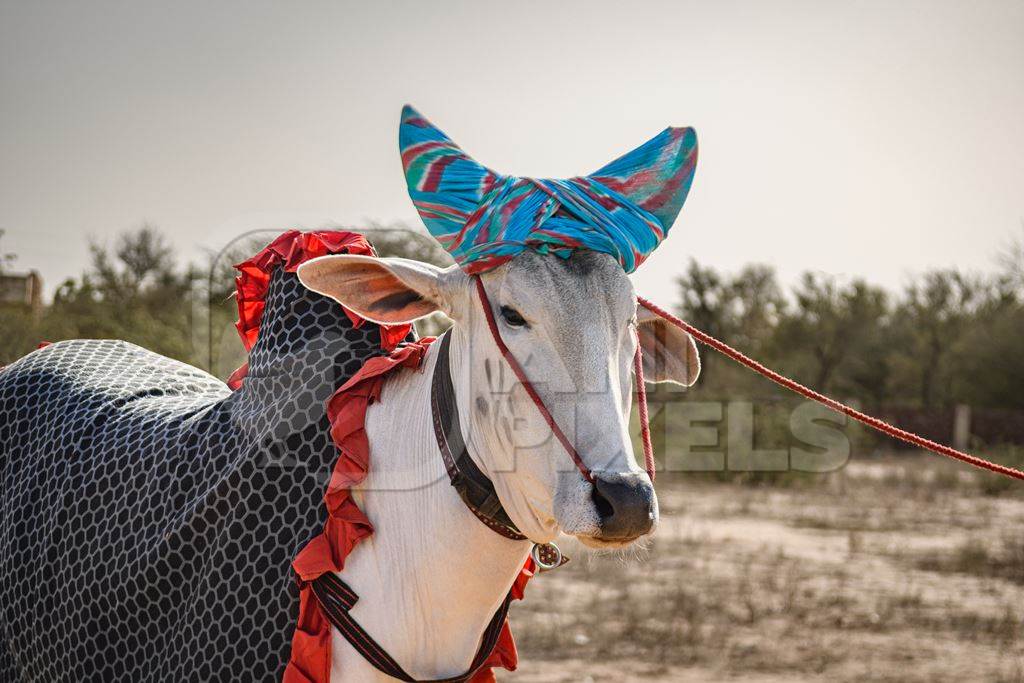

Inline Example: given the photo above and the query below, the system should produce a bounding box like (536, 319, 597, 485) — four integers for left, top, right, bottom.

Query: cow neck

(326, 336, 531, 680)
(430, 330, 526, 541)
(430, 329, 568, 572)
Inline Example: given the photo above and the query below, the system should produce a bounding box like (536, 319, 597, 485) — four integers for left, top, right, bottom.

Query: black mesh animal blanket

(0, 231, 410, 681)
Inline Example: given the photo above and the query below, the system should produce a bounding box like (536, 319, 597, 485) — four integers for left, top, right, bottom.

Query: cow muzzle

(589, 472, 657, 544)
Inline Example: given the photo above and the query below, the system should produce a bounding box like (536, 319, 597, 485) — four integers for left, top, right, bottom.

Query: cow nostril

(591, 484, 614, 520)
(591, 476, 655, 540)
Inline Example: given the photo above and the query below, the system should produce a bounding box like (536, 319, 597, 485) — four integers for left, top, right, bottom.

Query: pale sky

(1, 0, 1022, 303)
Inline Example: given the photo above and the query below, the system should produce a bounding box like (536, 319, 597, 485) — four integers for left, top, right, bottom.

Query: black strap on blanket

(310, 572, 512, 682)
(430, 331, 527, 541)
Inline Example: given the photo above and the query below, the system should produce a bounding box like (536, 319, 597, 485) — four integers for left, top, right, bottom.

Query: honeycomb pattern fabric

(0, 264, 404, 681)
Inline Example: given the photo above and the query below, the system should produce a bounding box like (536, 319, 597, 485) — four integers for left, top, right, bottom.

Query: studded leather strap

(430, 331, 528, 541)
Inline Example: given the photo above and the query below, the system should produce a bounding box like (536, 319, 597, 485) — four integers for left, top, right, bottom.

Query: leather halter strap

(430, 329, 569, 573)
(311, 572, 511, 683)
(430, 331, 527, 540)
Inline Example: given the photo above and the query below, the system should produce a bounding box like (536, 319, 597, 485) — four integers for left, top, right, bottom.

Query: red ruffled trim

(228, 229, 413, 390)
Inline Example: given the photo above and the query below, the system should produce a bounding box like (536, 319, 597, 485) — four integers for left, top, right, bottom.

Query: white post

(953, 404, 971, 452)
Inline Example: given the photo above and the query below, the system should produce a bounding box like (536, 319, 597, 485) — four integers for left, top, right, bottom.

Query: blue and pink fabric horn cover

(398, 105, 698, 274)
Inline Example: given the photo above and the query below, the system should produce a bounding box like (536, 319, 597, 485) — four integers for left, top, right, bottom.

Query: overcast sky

(1, 0, 1022, 303)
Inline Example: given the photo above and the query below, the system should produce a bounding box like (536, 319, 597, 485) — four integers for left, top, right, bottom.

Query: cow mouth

(573, 532, 648, 550)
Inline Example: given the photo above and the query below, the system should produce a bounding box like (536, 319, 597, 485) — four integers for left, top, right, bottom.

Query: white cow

(297, 247, 700, 681)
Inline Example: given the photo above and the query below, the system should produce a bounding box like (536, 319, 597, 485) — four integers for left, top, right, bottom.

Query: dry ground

(507, 454, 1024, 682)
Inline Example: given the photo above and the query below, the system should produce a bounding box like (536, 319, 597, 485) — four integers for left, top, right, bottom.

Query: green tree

(675, 260, 784, 394)
(677, 261, 783, 345)
(890, 271, 982, 409)
(953, 237, 1024, 410)
(997, 227, 1024, 297)
(47, 226, 200, 365)
(775, 274, 889, 398)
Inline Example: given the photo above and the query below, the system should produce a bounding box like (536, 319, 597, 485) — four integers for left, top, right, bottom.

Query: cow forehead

(507, 250, 632, 312)
(499, 250, 635, 357)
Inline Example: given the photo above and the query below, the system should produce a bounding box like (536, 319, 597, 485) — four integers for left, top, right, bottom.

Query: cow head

(297, 250, 699, 548)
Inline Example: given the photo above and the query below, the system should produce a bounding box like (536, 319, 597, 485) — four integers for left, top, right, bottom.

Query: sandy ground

(504, 455, 1024, 682)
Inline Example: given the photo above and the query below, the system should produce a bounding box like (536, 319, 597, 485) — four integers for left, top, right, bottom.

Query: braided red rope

(632, 343, 656, 481)
(474, 276, 596, 483)
(637, 296, 1024, 482)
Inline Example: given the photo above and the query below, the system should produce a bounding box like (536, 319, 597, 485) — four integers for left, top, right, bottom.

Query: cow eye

(500, 306, 528, 328)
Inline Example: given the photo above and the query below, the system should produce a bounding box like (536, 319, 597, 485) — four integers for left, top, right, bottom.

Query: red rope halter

(473, 276, 660, 482)
(474, 276, 599, 483)
(636, 296, 1024, 482)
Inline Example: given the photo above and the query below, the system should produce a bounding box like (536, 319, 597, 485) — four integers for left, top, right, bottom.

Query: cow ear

(297, 254, 450, 324)
(636, 305, 701, 386)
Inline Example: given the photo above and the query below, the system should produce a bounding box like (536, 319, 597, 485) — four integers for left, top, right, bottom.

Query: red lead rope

(474, 273, 1022, 485)
(636, 296, 1024, 483)
(632, 341, 656, 481)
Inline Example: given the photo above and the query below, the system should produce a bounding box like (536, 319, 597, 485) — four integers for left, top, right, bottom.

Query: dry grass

(910, 535, 1024, 586)
(508, 453, 1024, 682)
